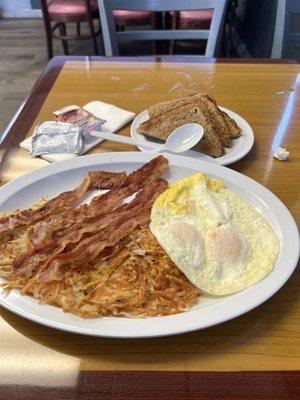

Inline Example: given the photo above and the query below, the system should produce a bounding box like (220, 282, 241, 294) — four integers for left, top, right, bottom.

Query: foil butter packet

(30, 121, 83, 157)
(54, 105, 106, 138)
(30, 105, 106, 157)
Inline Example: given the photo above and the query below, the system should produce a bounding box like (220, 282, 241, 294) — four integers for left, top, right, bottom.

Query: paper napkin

(20, 101, 136, 163)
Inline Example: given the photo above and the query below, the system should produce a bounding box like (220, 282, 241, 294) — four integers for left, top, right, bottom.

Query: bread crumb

(273, 147, 289, 161)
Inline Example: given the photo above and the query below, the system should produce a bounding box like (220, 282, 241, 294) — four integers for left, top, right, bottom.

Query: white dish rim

(0, 152, 298, 338)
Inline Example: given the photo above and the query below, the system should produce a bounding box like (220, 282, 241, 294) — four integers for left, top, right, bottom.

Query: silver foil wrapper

(30, 121, 83, 157)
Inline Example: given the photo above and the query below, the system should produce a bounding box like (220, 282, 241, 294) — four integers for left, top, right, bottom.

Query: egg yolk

(162, 221, 206, 272)
(205, 225, 247, 264)
(165, 221, 202, 246)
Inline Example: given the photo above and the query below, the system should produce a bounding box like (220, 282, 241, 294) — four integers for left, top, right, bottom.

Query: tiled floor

(0, 18, 105, 133)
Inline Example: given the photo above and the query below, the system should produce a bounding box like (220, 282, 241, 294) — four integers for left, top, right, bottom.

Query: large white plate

(0, 152, 298, 338)
(131, 108, 254, 166)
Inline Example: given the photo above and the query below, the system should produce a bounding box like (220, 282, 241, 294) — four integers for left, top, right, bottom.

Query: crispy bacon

(26, 155, 168, 249)
(12, 157, 168, 276)
(39, 219, 141, 283)
(26, 184, 132, 249)
(14, 179, 167, 278)
(0, 171, 127, 235)
(82, 171, 127, 191)
(110, 155, 167, 192)
(38, 178, 167, 283)
(53, 179, 167, 243)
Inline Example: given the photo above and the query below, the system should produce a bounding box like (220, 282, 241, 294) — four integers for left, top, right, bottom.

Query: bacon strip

(39, 218, 140, 283)
(14, 179, 167, 278)
(27, 184, 133, 249)
(0, 171, 127, 235)
(11, 156, 168, 280)
(27, 155, 168, 249)
(38, 178, 167, 283)
(54, 179, 167, 243)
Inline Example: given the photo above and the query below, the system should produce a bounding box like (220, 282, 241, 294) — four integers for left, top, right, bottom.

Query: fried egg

(150, 173, 279, 295)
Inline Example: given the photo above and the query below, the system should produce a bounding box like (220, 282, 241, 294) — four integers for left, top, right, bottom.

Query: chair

(41, 0, 100, 59)
(175, 9, 214, 29)
(113, 10, 153, 31)
(98, 0, 228, 57)
(271, 0, 300, 58)
(169, 9, 214, 54)
(113, 9, 156, 53)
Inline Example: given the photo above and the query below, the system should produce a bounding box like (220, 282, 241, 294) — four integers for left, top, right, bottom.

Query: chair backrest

(272, 0, 300, 58)
(98, 0, 228, 56)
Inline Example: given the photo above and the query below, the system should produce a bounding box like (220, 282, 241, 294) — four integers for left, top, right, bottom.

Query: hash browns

(1, 226, 199, 317)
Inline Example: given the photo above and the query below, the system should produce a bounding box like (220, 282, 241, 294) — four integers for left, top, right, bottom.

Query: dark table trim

(1, 371, 299, 400)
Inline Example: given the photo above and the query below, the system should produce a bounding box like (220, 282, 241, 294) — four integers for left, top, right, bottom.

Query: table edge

(1, 370, 299, 399)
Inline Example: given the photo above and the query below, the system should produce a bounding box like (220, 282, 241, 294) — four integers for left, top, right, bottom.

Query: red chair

(112, 10, 156, 53)
(178, 10, 213, 29)
(41, 0, 100, 59)
(113, 10, 153, 31)
(170, 9, 214, 54)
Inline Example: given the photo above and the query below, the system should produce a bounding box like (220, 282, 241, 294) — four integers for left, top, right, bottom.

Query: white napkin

(20, 101, 136, 163)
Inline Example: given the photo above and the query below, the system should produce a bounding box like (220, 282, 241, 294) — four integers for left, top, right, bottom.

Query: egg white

(150, 173, 280, 296)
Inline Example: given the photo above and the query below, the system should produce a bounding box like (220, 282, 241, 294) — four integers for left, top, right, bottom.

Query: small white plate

(0, 152, 299, 338)
(131, 108, 254, 166)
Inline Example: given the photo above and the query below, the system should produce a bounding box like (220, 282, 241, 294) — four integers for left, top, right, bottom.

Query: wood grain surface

(0, 58, 299, 392)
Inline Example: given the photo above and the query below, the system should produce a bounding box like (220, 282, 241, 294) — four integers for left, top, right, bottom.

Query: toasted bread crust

(204, 94, 241, 138)
(193, 95, 232, 147)
(148, 93, 241, 146)
(137, 104, 224, 158)
(138, 93, 242, 158)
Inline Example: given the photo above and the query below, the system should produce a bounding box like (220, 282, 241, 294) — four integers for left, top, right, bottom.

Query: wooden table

(0, 56, 299, 399)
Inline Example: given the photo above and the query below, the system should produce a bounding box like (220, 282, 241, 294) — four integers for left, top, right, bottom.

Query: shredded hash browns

(1, 226, 199, 317)
(0, 157, 199, 318)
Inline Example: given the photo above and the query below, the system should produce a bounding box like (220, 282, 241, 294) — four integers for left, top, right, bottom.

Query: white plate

(131, 108, 254, 166)
(0, 152, 298, 338)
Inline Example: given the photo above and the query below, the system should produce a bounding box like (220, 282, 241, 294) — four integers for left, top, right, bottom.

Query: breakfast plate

(131, 108, 254, 166)
(0, 152, 299, 338)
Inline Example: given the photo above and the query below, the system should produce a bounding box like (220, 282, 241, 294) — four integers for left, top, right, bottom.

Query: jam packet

(53, 105, 106, 138)
(30, 121, 82, 157)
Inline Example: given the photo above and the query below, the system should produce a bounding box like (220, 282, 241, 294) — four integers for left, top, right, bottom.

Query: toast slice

(194, 95, 232, 147)
(148, 96, 197, 119)
(204, 94, 241, 138)
(148, 93, 237, 147)
(137, 104, 224, 158)
(220, 110, 241, 138)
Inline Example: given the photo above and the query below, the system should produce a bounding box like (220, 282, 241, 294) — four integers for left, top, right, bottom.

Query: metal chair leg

(41, 0, 54, 59)
(46, 27, 54, 59)
(59, 23, 69, 55)
(44, 19, 53, 59)
(87, 17, 99, 55)
(76, 22, 81, 37)
(150, 12, 157, 55)
(169, 11, 179, 55)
